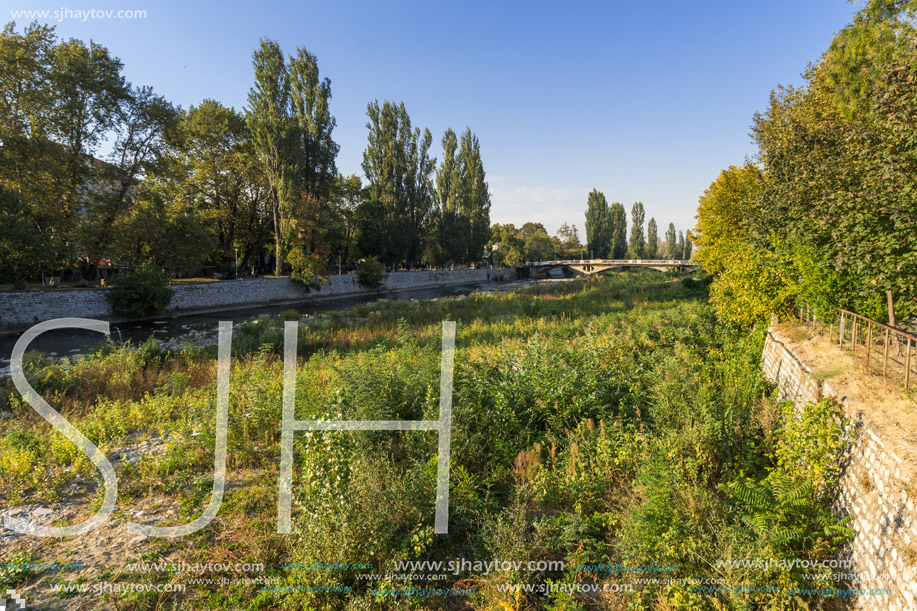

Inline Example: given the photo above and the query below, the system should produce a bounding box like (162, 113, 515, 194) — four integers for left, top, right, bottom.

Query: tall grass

(0, 271, 849, 610)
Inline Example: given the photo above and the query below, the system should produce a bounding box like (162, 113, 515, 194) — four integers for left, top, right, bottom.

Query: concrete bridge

(528, 258, 696, 276)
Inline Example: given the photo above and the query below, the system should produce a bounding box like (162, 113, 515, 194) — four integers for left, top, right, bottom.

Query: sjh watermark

(9, 8, 147, 22)
(4, 318, 456, 538)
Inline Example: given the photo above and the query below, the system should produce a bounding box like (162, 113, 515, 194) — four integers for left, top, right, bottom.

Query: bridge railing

(797, 303, 917, 392)
(529, 259, 692, 266)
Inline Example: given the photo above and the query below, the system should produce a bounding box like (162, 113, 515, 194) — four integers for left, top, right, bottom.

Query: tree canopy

(695, 0, 917, 325)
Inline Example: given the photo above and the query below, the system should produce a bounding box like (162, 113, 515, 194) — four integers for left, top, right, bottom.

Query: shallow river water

(0, 277, 543, 371)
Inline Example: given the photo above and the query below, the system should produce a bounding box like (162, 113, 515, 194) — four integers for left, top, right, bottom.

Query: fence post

(906, 340, 912, 392)
(884, 328, 890, 379)
(866, 322, 873, 369)
(839, 312, 845, 346)
(852, 318, 858, 356)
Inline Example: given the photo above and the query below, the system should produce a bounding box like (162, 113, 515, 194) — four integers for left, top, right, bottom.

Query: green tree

(646, 217, 658, 259)
(111, 185, 210, 275)
(356, 255, 385, 289)
(693, 164, 764, 275)
(246, 38, 293, 275)
(435, 128, 469, 263)
(0, 23, 63, 276)
(287, 47, 338, 203)
(362, 100, 435, 268)
(556, 223, 581, 258)
(691, 0, 917, 322)
(692, 165, 789, 326)
(167, 99, 271, 267)
(0, 186, 52, 284)
(584, 189, 610, 258)
(48, 36, 128, 165)
(286, 46, 339, 266)
(665, 223, 677, 259)
(327, 174, 365, 270)
(489, 223, 524, 267)
(79, 86, 178, 265)
(524, 229, 553, 261)
(458, 128, 491, 262)
(628, 202, 645, 259)
(609, 202, 627, 258)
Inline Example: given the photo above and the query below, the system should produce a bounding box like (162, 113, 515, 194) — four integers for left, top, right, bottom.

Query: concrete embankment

(0, 267, 516, 332)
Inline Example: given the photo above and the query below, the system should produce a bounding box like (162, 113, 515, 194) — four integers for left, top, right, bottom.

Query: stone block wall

(0, 267, 515, 332)
(763, 327, 916, 610)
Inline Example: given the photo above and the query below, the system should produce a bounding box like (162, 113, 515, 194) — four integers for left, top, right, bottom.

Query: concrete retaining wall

(0, 267, 515, 332)
(762, 327, 917, 610)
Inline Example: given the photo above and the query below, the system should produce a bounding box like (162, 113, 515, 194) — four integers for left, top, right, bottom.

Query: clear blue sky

(4, 0, 860, 238)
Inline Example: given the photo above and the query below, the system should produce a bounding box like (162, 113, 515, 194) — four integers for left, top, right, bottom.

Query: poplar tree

(435, 128, 467, 263)
(609, 202, 627, 258)
(628, 202, 645, 259)
(286, 46, 339, 276)
(287, 46, 338, 203)
(459, 128, 491, 262)
(665, 222, 677, 259)
(584, 189, 610, 258)
(362, 100, 435, 268)
(646, 217, 658, 259)
(246, 38, 293, 275)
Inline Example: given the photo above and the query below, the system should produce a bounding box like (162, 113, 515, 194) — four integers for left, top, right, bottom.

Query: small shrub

(216, 262, 237, 279)
(0, 550, 32, 589)
(107, 265, 174, 317)
(281, 309, 301, 321)
(356, 256, 386, 290)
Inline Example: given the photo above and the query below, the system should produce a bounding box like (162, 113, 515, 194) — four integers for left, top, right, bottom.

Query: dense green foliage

(0, 22, 492, 284)
(583, 193, 686, 261)
(356, 255, 386, 289)
(609, 202, 628, 259)
(287, 249, 328, 290)
(106, 265, 174, 317)
(489, 222, 575, 265)
(694, 0, 917, 326)
(645, 217, 658, 259)
(628, 202, 646, 259)
(584, 189, 611, 258)
(433, 128, 492, 265)
(0, 274, 850, 610)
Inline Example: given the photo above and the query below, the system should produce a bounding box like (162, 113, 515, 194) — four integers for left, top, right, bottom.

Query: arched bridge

(529, 259, 697, 276)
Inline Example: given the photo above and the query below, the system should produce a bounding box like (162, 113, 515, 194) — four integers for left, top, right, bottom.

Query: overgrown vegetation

(0, 273, 851, 610)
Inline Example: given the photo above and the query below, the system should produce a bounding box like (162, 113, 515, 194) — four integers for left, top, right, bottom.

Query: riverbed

(0, 277, 548, 373)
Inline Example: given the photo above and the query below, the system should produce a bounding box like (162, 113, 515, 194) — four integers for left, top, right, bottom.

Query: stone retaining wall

(763, 327, 916, 610)
(0, 267, 515, 332)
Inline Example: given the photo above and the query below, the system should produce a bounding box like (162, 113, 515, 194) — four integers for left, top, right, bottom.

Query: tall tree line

(0, 22, 492, 284)
(583, 189, 690, 260)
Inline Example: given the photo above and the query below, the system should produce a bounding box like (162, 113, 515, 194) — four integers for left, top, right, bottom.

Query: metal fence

(797, 303, 917, 392)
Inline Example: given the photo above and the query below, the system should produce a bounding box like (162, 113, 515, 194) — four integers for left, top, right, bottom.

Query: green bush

(106, 265, 174, 317)
(356, 256, 386, 289)
(287, 248, 328, 290)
